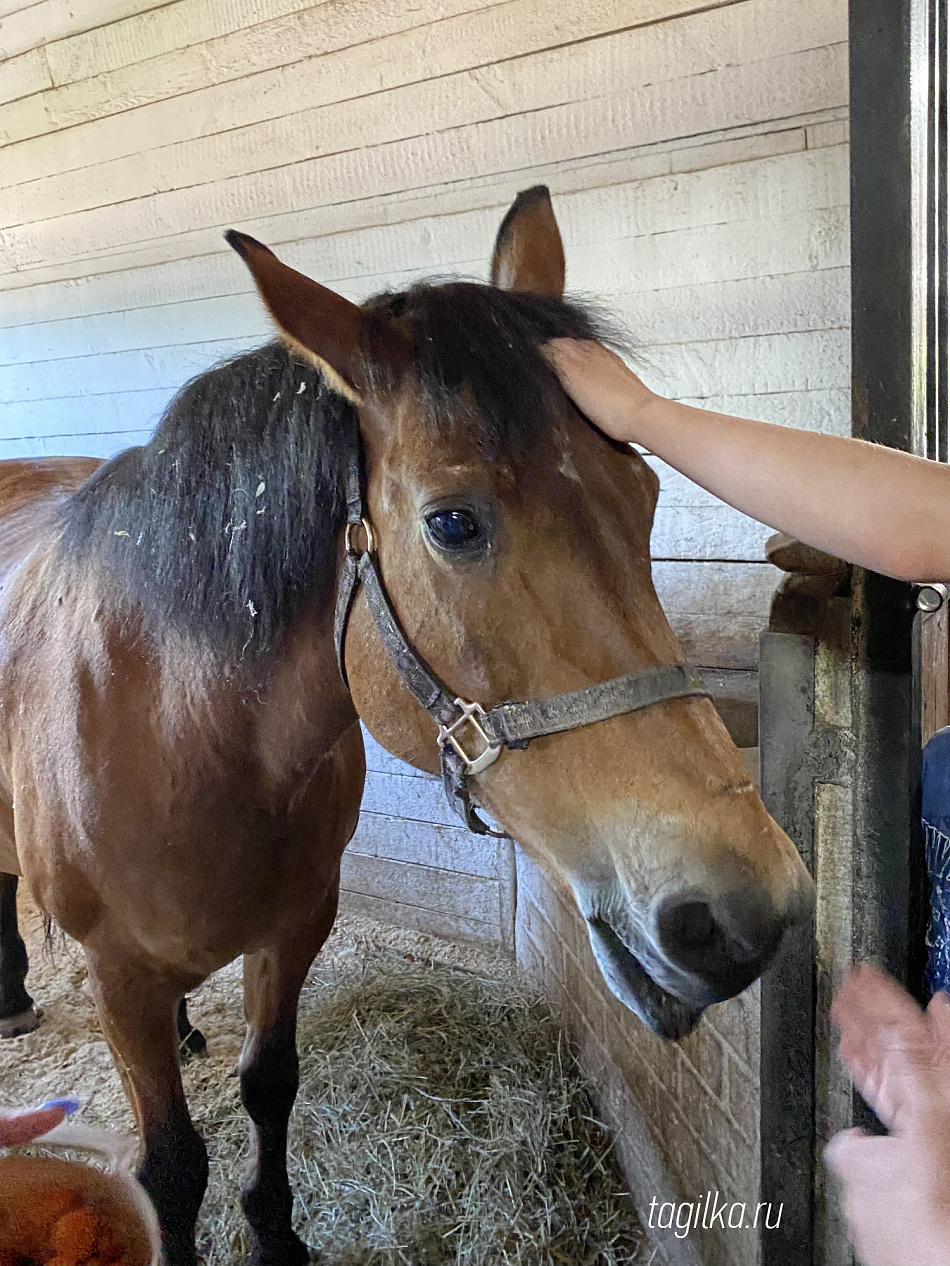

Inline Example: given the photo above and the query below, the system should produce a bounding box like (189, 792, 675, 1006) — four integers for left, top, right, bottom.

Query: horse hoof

(0, 1005, 41, 1038)
(245, 1235, 312, 1266)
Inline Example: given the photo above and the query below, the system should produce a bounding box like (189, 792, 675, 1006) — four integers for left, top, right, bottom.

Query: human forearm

(635, 396, 950, 581)
(549, 339, 950, 582)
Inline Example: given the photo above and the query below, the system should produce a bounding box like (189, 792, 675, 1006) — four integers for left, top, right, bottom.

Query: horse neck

(246, 598, 359, 782)
(75, 558, 358, 797)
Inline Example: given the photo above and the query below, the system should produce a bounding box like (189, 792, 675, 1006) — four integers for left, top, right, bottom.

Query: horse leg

(0, 873, 40, 1038)
(86, 949, 208, 1266)
(238, 881, 339, 1266)
(176, 997, 207, 1061)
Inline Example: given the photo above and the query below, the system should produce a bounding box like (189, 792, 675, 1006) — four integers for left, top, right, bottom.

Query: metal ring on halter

(344, 518, 377, 557)
(438, 699, 503, 775)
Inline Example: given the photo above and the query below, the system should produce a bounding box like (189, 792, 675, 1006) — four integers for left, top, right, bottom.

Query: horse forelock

(360, 282, 623, 458)
(56, 285, 625, 658)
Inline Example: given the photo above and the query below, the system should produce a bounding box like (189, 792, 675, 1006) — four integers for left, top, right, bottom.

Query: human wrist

(617, 386, 666, 445)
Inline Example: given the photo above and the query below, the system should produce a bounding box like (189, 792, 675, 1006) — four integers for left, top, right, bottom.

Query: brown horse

(0, 458, 98, 1038)
(0, 189, 812, 1265)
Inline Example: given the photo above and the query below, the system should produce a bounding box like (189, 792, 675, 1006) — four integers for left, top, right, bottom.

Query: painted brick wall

(515, 846, 763, 1266)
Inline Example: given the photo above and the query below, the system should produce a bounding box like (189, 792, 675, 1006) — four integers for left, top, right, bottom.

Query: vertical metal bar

(850, 0, 923, 455)
(940, 0, 949, 463)
(927, 0, 949, 462)
(849, 573, 923, 1000)
(849, 0, 929, 1080)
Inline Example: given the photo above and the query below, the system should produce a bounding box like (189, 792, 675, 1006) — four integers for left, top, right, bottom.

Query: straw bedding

(2, 895, 646, 1265)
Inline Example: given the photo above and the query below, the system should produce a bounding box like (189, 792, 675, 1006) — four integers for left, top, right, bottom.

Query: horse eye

(424, 508, 485, 552)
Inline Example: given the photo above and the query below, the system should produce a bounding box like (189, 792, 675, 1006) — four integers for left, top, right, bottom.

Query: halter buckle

(344, 518, 377, 556)
(438, 699, 502, 775)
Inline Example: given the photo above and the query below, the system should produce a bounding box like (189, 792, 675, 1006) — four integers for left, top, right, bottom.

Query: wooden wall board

(0, 0, 169, 65)
(0, 0, 847, 229)
(1, 47, 847, 272)
(0, 119, 846, 293)
(337, 888, 503, 946)
(0, 0, 767, 146)
(1, 0, 768, 174)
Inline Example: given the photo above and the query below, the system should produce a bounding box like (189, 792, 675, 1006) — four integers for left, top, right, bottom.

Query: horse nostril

(655, 892, 782, 1001)
(663, 900, 717, 952)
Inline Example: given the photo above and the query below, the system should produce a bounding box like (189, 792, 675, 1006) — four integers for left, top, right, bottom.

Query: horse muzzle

(579, 876, 814, 1040)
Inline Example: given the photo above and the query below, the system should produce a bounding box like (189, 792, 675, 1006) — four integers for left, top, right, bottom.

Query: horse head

(228, 189, 814, 1039)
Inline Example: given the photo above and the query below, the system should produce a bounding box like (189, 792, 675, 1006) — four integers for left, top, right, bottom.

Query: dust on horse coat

(0, 187, 812, 1266)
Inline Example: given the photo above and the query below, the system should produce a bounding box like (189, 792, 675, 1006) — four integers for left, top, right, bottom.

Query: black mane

(59, 284, 613, 657)
(59, 343, 351, 658)
(362, 281, 611, 456)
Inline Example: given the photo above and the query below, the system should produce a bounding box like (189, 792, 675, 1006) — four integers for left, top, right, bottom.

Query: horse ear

(225, 230, 362, 402)
(489, 186, 565, 297)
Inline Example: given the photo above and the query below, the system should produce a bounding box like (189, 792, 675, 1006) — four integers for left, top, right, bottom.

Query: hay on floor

(3, 899, 646, 1265)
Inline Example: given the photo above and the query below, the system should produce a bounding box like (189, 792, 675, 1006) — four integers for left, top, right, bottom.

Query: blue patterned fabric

(923, 727, 950, 994)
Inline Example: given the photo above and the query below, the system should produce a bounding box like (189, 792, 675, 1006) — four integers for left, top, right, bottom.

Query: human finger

(0, 1098, 78, 1147)
(832, 965, 934, 1129)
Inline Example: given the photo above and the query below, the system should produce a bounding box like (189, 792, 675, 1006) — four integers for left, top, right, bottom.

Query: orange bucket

(0, 1132, 160, 1265)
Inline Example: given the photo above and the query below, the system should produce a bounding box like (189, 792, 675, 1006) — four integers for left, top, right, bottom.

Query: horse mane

(58, 342, 352, 658)
(58, 285, 617, 657)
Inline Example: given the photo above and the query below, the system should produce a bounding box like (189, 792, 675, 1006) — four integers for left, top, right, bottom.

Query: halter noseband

(333, 431, 711, 836)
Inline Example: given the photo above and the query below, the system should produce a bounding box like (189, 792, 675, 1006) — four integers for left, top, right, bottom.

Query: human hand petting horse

(0, 187, 812, 1266)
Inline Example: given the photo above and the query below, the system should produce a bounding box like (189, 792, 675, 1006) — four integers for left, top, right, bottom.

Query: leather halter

(333, 430, 711, 836)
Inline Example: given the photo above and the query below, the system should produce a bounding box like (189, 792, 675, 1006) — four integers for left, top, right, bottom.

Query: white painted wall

(0, 0, 850, 937)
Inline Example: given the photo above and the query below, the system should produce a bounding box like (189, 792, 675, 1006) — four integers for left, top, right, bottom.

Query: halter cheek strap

(333, 438, 711, 835)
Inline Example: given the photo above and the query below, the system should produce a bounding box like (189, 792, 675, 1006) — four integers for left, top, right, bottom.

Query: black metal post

(849, 0, 927, 1006)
